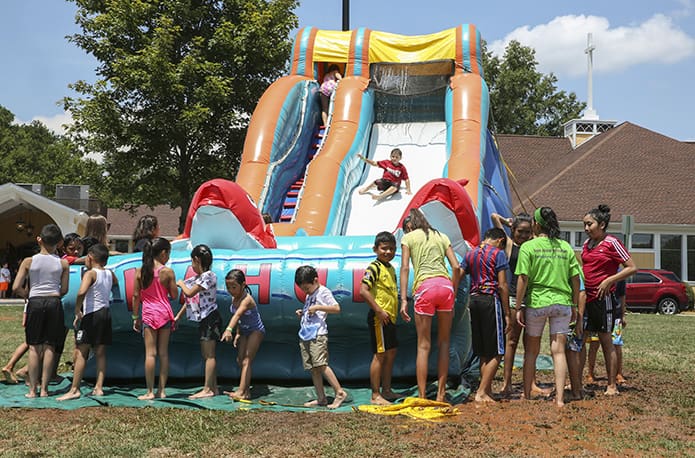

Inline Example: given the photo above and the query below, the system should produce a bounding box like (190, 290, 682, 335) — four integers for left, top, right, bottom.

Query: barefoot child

(220, 269, 265, 400)
(461, 227, 510, 403)
(2, 305, 29, 384)
(132, 237, 178, 400)
(175, 244, 222, 399)
(360, 231, 400, 405)
(58, 244, 117, 401)
(358, 148, 411, 201)
(12, 224, 69, 397)
(295, 265, 348, 409)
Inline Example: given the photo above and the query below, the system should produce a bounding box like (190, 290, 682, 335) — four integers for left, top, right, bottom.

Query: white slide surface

(344, 122, 447, 236)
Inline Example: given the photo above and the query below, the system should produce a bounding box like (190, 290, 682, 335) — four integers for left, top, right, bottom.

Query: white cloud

(31, 111, 74, 135)
(490, 14, 695, 77)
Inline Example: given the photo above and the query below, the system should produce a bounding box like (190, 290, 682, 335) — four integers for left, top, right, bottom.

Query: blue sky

(1, 0, 693, 140)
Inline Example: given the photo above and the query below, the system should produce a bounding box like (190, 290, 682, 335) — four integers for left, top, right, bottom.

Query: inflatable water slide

(66, 25, 512, 382)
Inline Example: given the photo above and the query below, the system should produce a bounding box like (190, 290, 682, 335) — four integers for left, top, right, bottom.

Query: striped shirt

(461, 244, 509, 296)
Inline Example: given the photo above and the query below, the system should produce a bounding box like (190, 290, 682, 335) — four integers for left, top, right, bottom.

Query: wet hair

(191, 244, 213, 272)
(85, 214, 109, 245)
(133, 215, 159, 242)
(484, 227, 507, 249)
(63, 233, 83, 255)
(225, 269, 252, 294)
(141, 237, 171, 289)
(40, 224, 63, 247)
(585, 204, 611, 231)
(512, 213, 533, 231)
(327, 64, 339, 73)
(295, 265, 318, 286)
(374, 231, 396, 248)
(88, 243, 109, 265)
(534, 207, 561, 239)
(402, 208, 438, 239)
(390, 148, 402, 158)
(262, 213, 273, 224)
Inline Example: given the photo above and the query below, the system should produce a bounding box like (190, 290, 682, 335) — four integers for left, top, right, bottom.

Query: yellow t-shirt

(401, 229, 451, 293)
(362, 259, 398, 322)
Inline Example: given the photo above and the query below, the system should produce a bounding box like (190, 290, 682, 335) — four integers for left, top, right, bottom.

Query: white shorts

(524, 304, 572, 337)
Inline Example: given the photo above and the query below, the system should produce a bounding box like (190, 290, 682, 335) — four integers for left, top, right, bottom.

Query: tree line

(2, 0, 584, 232)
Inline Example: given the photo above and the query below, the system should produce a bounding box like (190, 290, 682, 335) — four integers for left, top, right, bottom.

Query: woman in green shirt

(515, 207, 581, 408)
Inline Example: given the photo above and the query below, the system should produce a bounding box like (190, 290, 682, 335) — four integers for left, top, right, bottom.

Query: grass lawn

(0, 305, 693, 457)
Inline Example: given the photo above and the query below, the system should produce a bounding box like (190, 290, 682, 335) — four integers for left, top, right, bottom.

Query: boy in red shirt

(358, 148, 411, 201)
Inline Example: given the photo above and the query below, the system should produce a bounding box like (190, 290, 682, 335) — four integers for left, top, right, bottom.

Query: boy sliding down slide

(358, 148, 411, 201)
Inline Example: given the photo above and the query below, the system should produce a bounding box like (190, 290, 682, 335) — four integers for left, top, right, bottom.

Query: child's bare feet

(25, 389, 37, 399)
(499, 384, 513, 396)
(91, 388, 104, 396)
(155, 390, 167, 399)
(585, 374, 596, 385)
(604, 386, 620, 396)
(304, 398, 328, 407)
(39, 390, 49, 397)
(15, 367, 27, 380)
(381, 390, 400, 402)
(2, 367, 17, 384)
(189, 388, 218, 399)
(616, 374, 627, 385)
(57, 389, 82, 401)
(138, 392, 156, 400)
(530, 386, 552, 398)
(328, 390, 348, 409)
(475, 393, 497, 403)
(371, 394, 391, 405)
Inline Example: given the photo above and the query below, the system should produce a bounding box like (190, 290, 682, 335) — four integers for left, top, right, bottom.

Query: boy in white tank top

(12, 224, 69, 398)
(58, 244, 118, 401)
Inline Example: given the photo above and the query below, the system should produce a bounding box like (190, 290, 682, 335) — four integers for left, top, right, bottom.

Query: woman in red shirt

(581, 204, 636, 395)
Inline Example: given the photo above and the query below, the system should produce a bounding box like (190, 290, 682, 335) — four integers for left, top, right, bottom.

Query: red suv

(625, 269, 689, 315)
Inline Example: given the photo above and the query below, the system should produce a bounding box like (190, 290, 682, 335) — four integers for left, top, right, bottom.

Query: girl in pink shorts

(400, 209, 460, 402)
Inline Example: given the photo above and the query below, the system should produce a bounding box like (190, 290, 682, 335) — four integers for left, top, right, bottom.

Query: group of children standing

(5, 201, 633, 409)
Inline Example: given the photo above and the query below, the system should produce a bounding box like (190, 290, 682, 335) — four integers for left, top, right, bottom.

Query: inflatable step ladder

(279, 126, 325, 222)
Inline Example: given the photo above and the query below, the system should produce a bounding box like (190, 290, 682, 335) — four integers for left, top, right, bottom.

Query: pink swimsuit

(140, 266, 175, 330)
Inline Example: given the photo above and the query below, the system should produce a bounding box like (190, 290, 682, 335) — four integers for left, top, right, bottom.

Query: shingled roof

(497, 122, 695, 225)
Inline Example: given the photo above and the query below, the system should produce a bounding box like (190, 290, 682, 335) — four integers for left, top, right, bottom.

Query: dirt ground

(2, 365, 691, 457)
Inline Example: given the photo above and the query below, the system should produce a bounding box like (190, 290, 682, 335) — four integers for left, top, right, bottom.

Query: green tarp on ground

(0, 354, 554, 411)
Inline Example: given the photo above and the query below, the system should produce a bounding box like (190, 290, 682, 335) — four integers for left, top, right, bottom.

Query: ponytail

(534, 207, 561, 239)
(141, 237, 171, 288)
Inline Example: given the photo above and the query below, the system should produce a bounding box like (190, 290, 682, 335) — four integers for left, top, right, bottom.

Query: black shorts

(25, 297, 65, 347)
(469, 294, 505, 358)
(76, 307, 112, 346)
(585, 294, 617, 333)
(198, 309, 222, 341)
(375, 179, 397, 192)
(368, 310, 398, 353)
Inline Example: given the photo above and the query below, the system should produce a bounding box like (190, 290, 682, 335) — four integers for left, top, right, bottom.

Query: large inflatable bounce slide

(66, 25, 512, 382)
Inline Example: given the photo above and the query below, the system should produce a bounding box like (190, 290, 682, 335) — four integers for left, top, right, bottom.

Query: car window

(633, 272, 659, 283)
(660, 271, 681, 282)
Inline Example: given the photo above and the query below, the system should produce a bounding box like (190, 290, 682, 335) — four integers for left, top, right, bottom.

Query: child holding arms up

(174, 244, 222, 399)
(295, 265, 348, 409)
(132, 237, 178, 400)
(360, 231, 400, 405)
(58, 244, 117, 401)
(358, 148, 411, 201)
(12, 224, 69, 397)
(220, 269, 265, 401)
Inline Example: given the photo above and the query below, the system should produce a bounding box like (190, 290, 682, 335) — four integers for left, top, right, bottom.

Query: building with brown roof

(498, 122, 695, 283)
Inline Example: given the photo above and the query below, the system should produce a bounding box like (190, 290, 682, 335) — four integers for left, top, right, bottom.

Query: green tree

(64, 0, 298, 231)
(0, 105, 99, 194)
(482, 40, 586, 136)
